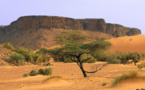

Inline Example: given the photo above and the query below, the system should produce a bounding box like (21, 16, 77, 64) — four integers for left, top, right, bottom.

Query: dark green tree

(41, 31, 111, 77)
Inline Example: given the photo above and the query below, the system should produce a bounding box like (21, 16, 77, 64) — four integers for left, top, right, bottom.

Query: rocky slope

(0, 16, 141, 49)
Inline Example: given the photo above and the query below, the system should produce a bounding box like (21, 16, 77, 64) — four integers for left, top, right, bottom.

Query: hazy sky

(0, 0, 145, 34)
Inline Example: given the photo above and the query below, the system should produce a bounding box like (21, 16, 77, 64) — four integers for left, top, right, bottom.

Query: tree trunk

(79, 64, 87, 77)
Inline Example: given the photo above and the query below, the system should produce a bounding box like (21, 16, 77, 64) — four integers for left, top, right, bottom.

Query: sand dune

(108, 35, 145, 53)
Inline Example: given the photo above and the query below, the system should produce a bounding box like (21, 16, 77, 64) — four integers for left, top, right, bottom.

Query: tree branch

(85, 63, 108, 73)
(82, 57, 92, 63)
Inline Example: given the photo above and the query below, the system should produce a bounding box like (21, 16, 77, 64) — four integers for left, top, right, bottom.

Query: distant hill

(0, 16, 141, 49)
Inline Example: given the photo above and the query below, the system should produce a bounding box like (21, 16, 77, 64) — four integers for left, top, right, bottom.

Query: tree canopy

(40, 31, 112, 77)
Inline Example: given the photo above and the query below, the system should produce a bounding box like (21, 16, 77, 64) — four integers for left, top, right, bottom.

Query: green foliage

(64, 58, 73, 63)
(138, 62, 145, 69)
(23, 68, 52, 77)
(141, 53, 145, 60)
(2, 42, 15, 50)
(112, 71, 139, 86)
(23, 73, 29, 77)
(43, 68, 52, 75)
(14, 47, 34, 62)
(97, 51, 142, 65)
(13, 47, 50, 64)
(127, 52, 141, 65)
(44, 31, 112, 77)
(38, 68, 52, 75)
(55, 30, 88, 45)
(29, 70, 38, 76)
(102, 82, 108, 86)
(10, 54, 25, 66)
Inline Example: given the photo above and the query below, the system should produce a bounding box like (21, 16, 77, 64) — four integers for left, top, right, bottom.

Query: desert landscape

(1, 35, 145, 90)
(0, 16, 145, 90)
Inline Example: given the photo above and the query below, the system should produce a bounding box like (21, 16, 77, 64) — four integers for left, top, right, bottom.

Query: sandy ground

(1, 35, 145, 90)
(108, 35, 145, 53)
(0, 61, 145, 90)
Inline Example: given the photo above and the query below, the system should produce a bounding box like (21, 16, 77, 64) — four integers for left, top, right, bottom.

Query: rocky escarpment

(78, 19, 106, 33)
(0, 16, 141, 37)
(3, 16, 82, 31)
(106, 23, 141, 37)
(0, 16, 141, 49)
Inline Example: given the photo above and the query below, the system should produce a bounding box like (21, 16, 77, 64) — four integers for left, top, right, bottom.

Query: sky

(0, 0, 145, 34)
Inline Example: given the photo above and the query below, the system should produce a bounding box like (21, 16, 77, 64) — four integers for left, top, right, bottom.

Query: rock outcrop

(78, 19, 106, 33)
(106, 23, 141, 37)
(0, 16, 141, 37)
(0, 16, 141, 49)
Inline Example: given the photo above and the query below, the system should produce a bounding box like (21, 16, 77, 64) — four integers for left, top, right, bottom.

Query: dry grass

(42, 75, 62, 83)
(112, 70, 145, 86)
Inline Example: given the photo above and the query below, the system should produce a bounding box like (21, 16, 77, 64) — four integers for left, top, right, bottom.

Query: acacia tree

(40, 31, 111, 77)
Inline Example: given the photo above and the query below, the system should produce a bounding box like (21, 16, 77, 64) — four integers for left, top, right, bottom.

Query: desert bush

(141, 53, 145, 60)
(38, 69, 45, 75)
(138, 62, 145, 69)
(107, 58, 121, 64)
(43, 68, 52, 75)
(23, 73, 29, 77)
(95, 51, 122, 64)
(14, 47, 50, 64)
(2, 42, 15, 51)
(10, 54, 25, 66)
(112, 71, 139, 86)
(23, 68, 52, 77)
(14, 47, 34, 62)
(128, 52, 141, 65)
(102, 82, 108, 86)
(38, 68, 52, 75)
(33, 54, 50, 64)
(29, 70, 38, 76)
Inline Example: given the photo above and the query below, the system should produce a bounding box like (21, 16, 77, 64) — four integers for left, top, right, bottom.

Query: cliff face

(78, 19, 106, 33)
(0, 16, 141, 37)
(9, 16, 83, 30)
(106, 24, 141, 37)
(0, 16, 141, 49)
(0, 16, 83, 36)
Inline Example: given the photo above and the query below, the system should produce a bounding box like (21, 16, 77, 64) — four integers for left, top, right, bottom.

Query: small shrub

(102, 82, 107, 86)
(43, 68, 52, 75)
(10, 54, 25, 66)
(38, 69, 45, 75)
(14, 46, 34, 62)
(23, 73, 28, 77)
(29, 70, 38, 76)
(107, 58, 121, 64)
(138, 62, 145, 69)
(138, 64, 144, 69)
(2, 42, 15, 51)
(24, 68, 52, 77)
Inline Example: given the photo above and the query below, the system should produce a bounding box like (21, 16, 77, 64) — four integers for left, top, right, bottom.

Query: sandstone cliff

(106, 23, 141, 37)
(0, 16, 141, 37)
(0, 16, 141, 49)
